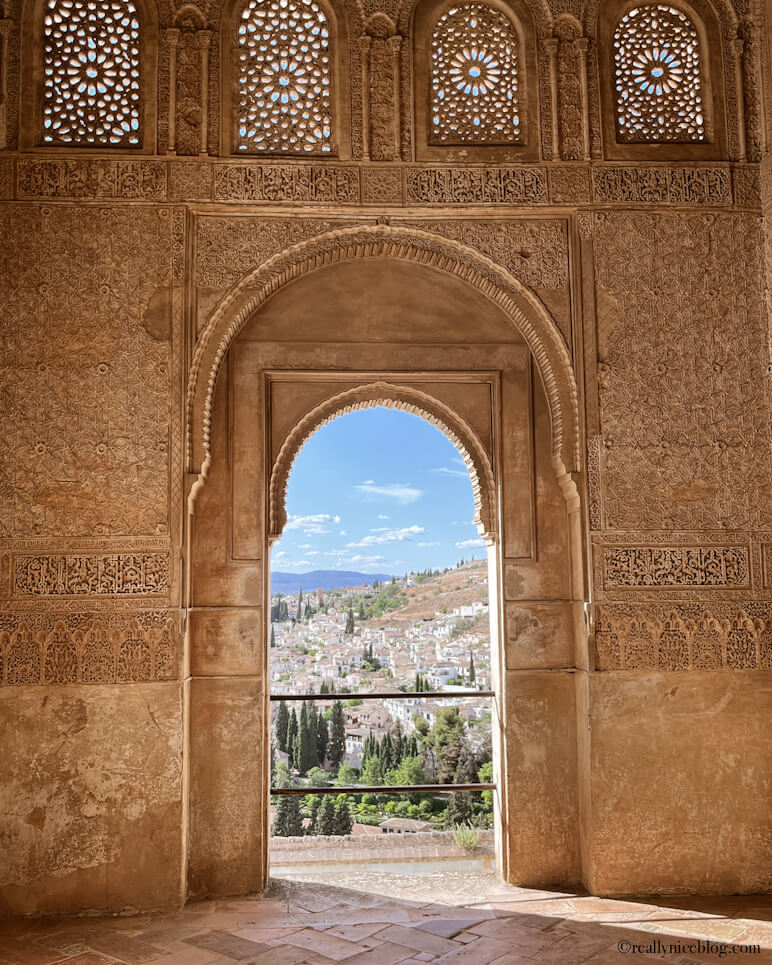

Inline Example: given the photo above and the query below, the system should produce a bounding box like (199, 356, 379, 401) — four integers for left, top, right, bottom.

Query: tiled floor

(1, 865, 771, 965)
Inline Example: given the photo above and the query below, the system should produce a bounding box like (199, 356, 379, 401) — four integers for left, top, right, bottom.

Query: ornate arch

(186, 223, 580, 491)
(268, 381, 497, 542)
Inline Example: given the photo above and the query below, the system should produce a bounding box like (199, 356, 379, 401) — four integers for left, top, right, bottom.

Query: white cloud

(339, 530, 347, 536)
(285, 513, 341, 534)
(456, 537, 486, 548)
(370, 527, 391, 532)
(335, 554, 386, 569)
(430, 466, 469, 478)
(355, 482, 423, 504)
(279, 559, 311, 568)
(306, 551, 319, 556)
(298, 544, 312, 549)
(377, 514, 390, 520)
(348, 525, 426, 547)
(418, 541, 441, 547)
(274, 550, 287, 558)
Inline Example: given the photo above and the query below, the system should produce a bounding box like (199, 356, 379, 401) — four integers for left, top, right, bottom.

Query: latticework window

(235, 0, 333, 154)
(430, 3, 521, 145)
(42, 0, 142, 145)
(613, 4, 705, 142)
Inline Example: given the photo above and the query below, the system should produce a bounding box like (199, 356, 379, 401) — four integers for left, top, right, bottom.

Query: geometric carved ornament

(235, 0, 333, 153)
(613, 4, 705, 143)
(430, 3, 521, 144)
(43, 0, 142, 144)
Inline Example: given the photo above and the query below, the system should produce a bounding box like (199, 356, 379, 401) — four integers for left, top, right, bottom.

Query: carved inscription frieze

(602, 546, 750, 588)
(0, 610, 179, 685)
(593, 213, 771, 532)
(0, 206, 173, 538)
(405, 166, 548, 204)
(592, 166, 731, 205)
(595, 603, 772, 672)
(213, 164, 361, 202)
(17, 160, 167, 199)
(12, 553, 170, 597)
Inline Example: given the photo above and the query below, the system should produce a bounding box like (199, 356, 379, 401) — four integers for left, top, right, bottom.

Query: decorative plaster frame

(186, 223, 580, 501)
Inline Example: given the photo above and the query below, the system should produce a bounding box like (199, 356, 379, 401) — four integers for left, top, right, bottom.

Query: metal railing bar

(269, 691, 494, 701)
(271, 783, 496, 795)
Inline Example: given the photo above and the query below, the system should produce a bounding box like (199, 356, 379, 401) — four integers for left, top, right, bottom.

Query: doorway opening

(267, 406, 502, 881)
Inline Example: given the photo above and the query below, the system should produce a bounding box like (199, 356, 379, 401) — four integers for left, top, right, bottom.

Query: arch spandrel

(186, 224, 580, 487)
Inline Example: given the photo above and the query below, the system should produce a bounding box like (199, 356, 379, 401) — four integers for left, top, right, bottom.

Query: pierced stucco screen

(430, 2, 521, 144)
(613, 4, 705, 142)
(235, 0, 333, 153)
(42, 0, 142, 145)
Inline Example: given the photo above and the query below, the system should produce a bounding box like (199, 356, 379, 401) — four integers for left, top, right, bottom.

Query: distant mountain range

(271, 570, 393, 595)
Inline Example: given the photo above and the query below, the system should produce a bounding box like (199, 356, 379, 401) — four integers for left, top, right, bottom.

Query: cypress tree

(334, 799, 353, 835)
(345, 607, 355, 635)
(286, 708, 298, 769)
(316, 713, 329, 766)
(276, 700, 289, 752)
(468, 651, 476, 683)
(445, 792, 473, 828)
(306, 703, 319, 770)
(273, 795, 304, 837)
(316, 796, 336, 835)
(328, 701, 346, 769)
(270, 624, 276, 648)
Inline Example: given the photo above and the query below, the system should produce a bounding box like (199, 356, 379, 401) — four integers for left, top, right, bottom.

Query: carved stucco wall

(0, 0, 771, 915)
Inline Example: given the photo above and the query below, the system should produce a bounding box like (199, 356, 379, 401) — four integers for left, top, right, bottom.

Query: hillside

(369, 559, 489, 627)
(271, 570, 392, 594)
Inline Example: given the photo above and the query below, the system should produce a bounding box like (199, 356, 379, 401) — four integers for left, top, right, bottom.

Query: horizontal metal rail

(271, 783, 496, 796)
(269, 691, 494, 701)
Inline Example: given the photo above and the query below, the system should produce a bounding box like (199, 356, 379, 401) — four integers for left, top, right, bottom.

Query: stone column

(359, 35, 372, 161)
(389, 35, 402, 161)
(197, 30, 213, 156)
(546, 37, 560, 160)
(0, 19, 12, 150)
(575, 37, 591, 162)
(165, 28, 180, 154)
(733, 37, 747, 162)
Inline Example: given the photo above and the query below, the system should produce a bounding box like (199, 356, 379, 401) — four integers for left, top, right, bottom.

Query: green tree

(316, 713, 329, 766)
(316, 796, 336, 835)
(385, 755, 426, 786)
(276, 700, 289, 752)
(453, 736, 477, 784)
(361, 755, 383, 785)
(358, 601, 366, 620)
(286, 708, 298, 769)
(430, 707, 467, 783)
(270, 624, 276, 648)
(334, 799, 353, 835)
(272, 795, 303, 836)
(345, 607, 355, 635)
(306, 794, 321, 834)
(445, 792, 473, 828)
(327, 701, 346, 769)
(379, 732, 395, 772)
(336, 762, 357, 785)
(468, 650, 476, 683)
(478, 761, 494, 812)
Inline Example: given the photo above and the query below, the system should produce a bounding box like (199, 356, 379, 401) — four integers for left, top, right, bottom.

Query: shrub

(452, 824, 480, 853)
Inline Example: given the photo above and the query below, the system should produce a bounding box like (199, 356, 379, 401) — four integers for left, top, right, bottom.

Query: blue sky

(272, 408, 486, 575)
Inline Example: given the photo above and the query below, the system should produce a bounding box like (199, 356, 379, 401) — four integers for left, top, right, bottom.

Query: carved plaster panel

(592, 166, 732, 204)
(595, 602, 772, 672)
(593, 212, 771, 532)
(11, 553, 170, 598)
(0, 205, 175, 538)
(17, 160, 168, 199)
(0, 610, 179, 685)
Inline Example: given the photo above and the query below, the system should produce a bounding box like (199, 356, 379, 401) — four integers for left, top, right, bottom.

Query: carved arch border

(186, 223, 580, 491)
(268, 381, 497, 542)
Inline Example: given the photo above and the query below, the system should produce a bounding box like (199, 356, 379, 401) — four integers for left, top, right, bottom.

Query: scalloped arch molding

(186, 223, 581, 488)
(268, 382, 497, 542)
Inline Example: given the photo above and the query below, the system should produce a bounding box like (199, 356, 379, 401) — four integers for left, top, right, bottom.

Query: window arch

(224, 0, 350, 156)
(430, 3, 521, 144)
(42, 0, 142, 145)
(20, 0, 157, 150)
(598, 0, 727, 159)
(413, 0, 539, 162)
(613, 4, 705, 142)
